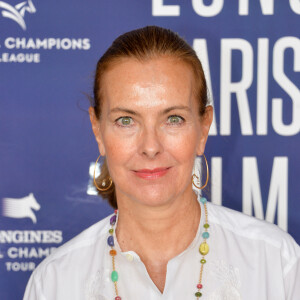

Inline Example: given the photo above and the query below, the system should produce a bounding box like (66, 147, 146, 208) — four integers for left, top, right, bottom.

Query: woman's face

(89, 57, 212, 207)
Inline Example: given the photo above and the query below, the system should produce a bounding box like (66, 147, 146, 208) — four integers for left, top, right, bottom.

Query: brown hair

(92, 25, 208, 209)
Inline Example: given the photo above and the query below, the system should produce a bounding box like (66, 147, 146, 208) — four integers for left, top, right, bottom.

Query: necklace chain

(107, 197, 210, 300)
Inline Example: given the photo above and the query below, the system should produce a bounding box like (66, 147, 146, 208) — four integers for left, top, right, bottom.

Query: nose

(138, 126, 163, 159)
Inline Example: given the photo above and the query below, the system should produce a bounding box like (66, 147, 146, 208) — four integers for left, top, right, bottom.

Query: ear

(196, 105, 213, 156)
(89, 107, 106, 156)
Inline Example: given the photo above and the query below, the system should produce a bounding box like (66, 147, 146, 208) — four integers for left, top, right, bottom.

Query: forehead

(100, 57, 196, 110)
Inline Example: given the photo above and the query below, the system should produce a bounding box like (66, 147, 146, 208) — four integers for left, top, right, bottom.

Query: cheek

(165, 128, 198, 161)
(102, 131, 136, 170)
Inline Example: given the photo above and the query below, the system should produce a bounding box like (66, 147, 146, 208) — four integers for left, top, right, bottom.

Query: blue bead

(200, 197, 207, 204)
(202, 232, 209, 239)
(107, 235, 114, 246)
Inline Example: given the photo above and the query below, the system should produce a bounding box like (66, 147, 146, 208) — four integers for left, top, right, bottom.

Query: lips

(133, 167, 171, 179)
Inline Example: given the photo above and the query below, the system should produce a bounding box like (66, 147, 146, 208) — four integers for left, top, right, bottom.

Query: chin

(132, 186, 175, 207)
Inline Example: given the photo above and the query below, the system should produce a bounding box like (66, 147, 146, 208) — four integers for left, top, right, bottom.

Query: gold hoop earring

(192, 154, 209, 190)
(93, 155, 113, 192)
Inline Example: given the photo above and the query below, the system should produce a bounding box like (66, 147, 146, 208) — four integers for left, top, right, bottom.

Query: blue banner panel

(0, 1, 299, 299)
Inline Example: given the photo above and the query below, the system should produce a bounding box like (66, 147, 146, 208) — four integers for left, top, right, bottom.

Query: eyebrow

(109, 105, 191, 116)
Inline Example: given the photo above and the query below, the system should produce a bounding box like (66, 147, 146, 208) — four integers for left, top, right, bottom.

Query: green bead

(109, 228, 114, 234)
(199, 242, 209, 255)
(203, 223, 210, 229)
(111, 270, 118, 282)
(200, 197, 207, 204)
(195, 291, 202, 297)
(200, 259, 206, 264)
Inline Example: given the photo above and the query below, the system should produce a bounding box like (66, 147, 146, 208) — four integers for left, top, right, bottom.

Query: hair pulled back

(92, 25, 208, 209)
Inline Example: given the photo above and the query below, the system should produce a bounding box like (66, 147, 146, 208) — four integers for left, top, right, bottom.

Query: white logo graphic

(0, 0, 36, 30)
(87, 161, 101, 195)
(2, 193, 40, 223)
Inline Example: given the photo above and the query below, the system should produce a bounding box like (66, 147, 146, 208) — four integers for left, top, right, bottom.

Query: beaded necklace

(107, 196, 210, 299)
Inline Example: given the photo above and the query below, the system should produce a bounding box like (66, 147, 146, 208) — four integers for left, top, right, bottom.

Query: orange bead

(110, 249, 117, 256)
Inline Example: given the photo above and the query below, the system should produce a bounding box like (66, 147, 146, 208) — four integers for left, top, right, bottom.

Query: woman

(24, 26, 300, 300)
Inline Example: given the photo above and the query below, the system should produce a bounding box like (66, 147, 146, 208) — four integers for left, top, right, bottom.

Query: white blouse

(24, 193, 300, 300)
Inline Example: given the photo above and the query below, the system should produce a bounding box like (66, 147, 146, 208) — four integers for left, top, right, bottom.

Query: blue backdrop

(0, 1, 299, 299)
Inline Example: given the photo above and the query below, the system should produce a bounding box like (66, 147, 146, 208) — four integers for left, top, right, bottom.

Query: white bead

(126, 254, 134, 262)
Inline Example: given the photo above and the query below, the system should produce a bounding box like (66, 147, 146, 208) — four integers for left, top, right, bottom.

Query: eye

(115, 116, 133, 127)
(167, 115, 185, 125)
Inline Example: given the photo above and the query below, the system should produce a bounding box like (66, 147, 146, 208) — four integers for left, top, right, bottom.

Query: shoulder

(207, 201, 300, 263)
(24, 214, 114, 299)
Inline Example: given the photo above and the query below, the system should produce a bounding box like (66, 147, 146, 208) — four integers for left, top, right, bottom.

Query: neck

(115, 188, 201, 262)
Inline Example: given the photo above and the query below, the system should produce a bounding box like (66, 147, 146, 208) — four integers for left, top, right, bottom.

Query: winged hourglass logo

(0, 0, 36, 30)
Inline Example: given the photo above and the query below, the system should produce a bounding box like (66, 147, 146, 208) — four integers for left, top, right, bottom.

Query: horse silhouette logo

(0, 0, 36, 30)
(2, 193, 40, 223)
